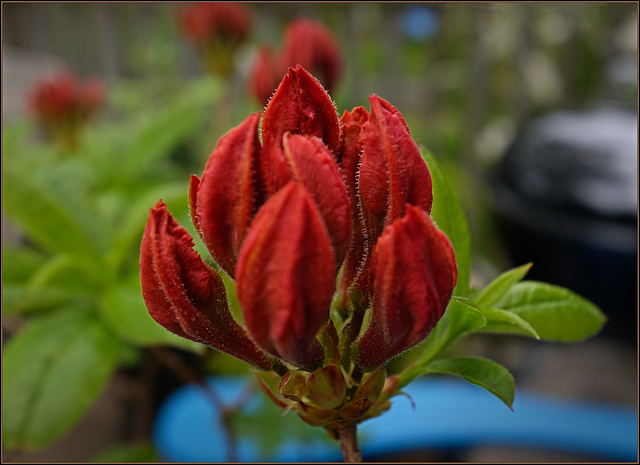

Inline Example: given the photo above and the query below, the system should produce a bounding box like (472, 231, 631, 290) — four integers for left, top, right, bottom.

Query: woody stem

(337, 425, 362, 462)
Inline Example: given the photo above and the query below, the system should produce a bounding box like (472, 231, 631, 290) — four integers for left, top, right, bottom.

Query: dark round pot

(491, 102, 637, 342)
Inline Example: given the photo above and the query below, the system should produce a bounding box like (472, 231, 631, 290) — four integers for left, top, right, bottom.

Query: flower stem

(337, 425, 362, 462)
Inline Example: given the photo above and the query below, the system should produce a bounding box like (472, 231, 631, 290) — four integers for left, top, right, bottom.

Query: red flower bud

(248, 19, 342, 106)
(352, 95, 434, 304)
(140, 200, 272, 370)
(281, 18, 343, 96)
(29, 70, 105, 150)
(178, 2, 251, 48)
(356, 205, 457, 368)
(262, 65, 340, 157)
(191, 113, 265, 278)
(177, 2, 252, 76)
(359, 94, 433, 241)
(248, 46, 285, 106)
(236, 182, 335, 370)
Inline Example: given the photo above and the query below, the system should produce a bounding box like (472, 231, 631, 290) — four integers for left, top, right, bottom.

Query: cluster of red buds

(140, 66, 457, 436)
(178, 2, 253, 77)
(249, 18, 343, 105)
(28, 70, 105, 151)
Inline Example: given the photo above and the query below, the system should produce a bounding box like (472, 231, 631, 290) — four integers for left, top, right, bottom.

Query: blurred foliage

(2, 74, 223, 453)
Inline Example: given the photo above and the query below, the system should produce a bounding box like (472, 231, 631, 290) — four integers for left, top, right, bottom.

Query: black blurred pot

(491, 102, 637, 342)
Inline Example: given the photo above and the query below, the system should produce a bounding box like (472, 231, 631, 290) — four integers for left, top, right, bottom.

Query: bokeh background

(2, 2, 637, 462)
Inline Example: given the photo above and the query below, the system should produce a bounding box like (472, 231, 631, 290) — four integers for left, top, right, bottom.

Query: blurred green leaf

(104, 182, 188, 282)
(1, 245, 48, 283)
(119, 78, 220, 180)
(91, 442, 160, 462)
(421, 147, 471, 297)
(494, 281, 606, 342)
(474, 262, 533, 309)
(98, 284, 198, 350)
(2, 283, 80, 316)
(422, 356, 515, 409)
(2, 309, 122, 451)
(2, 161, 102, 267)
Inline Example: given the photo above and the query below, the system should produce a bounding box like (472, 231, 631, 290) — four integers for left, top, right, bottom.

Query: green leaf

(120, 79, 219, 180)
(495, 281, 606, 342)
(98, 284, 199, 350)
(476, 307, 540, 339)
(1, 283, 79, 316)
(474, 262, 533, 309)
(91, 442, 160, 462)
(3, 252, 98, 315)
(2, 161, 101, 265)
(398, 297, 486, 389)
(421, 148, 471, 297)
(2, 309, 122, 451)
(104, 183, 189, 282)
(1, 245, 48, 283)
(422, 356, 515, 409)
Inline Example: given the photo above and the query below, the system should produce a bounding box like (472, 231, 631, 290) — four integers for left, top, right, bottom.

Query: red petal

(262, 65, 340, 157)
(196, 113, 262, 277)
(282, 133, 352, 266)
(140, 200, 272, 369)
(356, 205, 457, 368)
(236, 182, 335, 370)
(337, 107, 369, 295)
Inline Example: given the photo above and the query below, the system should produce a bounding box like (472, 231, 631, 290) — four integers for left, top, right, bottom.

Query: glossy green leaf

(422, 356, 515, 409)
(474, 262, 533, 309)
(421, 148, 471, 297)
(2, 309, 121, 451)
(398, 297, 486, 389)
(495, 281, 606, 341)
(477, 307, 540, 339)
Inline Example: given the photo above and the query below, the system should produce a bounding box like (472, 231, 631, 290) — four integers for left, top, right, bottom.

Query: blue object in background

(400, 5, 439, 42)
(153, 376, 638, 462)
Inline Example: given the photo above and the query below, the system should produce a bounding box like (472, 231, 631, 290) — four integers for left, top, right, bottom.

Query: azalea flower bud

(356, 205, 457, 368)
(248, 18, 343, 106)
(191, 113, 264, 278)
(140, 200, 272, 370)
(262, 65, 340, 157)
(248, 46, 285, 106)
(236, 182, 335, 370)
(177, 2, 252, 77)
(359, 94, 433, 241)
(352, 95, 435, 304)
(29, 70, 105, 151)
(281, 18, 343, 96)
